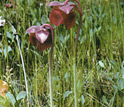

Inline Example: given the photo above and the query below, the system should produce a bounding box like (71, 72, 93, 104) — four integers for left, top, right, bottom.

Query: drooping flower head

(26, 24, 54, 52)
(48, 0, 82, 29)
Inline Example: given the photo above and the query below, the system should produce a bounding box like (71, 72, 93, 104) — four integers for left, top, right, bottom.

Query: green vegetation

(0, 0, 124, 106)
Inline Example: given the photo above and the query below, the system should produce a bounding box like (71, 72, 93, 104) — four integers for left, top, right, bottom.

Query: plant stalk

(73, 0, 82, 107)
(49, 45, 53, 107)
(42, 24, 54, 107)
(16, 35, 29, 107)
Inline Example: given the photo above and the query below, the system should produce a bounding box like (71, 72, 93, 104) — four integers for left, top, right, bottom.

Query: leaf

(121, 61, 124, 79)
(90, 29, 93, 42)
(64, 34, 70, 43)
(64, 91, 72, 100)
(98, 60, 105, 68)
(6, 32, 14, 41)
(0, 95, 6, 104)
(117, 78, 124, 90)
(11, 25, 16, 34)
(65, 72, 69, 80)
(4, 46, 12, 58)
(109, 96, 114, 107)
(6, 32, 12, 39)
(16, 91, 26, 101)
(59, 34, 64, 43)
(41, 15, 49, 24)
(54, 76, 60, 81)
(6, 92, 16, 106)
(112, 85, 118, 93)
(81, 95, 85, 104)
(102, 96, 108, 105)
(120, 2, 124, 6)
(121, 67, 124, 79)
(80, 35, 86, 44)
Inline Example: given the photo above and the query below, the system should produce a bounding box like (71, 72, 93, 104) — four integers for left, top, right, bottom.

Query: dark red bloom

(5, 3, 13, 8)
(26, 25, 53, 52)
(48, 1, 81, 29)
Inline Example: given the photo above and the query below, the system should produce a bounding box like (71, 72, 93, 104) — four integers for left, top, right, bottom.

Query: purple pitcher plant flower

(26, 24, 54, 107)
(26, 24, 54, 51)
(48, 0, 82, 107)
(48, 0, 82, 29)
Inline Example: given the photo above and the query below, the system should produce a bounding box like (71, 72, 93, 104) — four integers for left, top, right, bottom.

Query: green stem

(49, 46, 53, 107)
(16, 35, 29, 107)
(73, 1, 82, 106)
(7, 20, 29, 107)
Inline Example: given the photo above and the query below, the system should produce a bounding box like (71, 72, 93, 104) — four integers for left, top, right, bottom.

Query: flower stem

(49, 45, 53, 107)
(73, 0, 82, 107)
(16, 35, 29, 107)
(42, 24, 54, 107)
(7, 20, 29, 107)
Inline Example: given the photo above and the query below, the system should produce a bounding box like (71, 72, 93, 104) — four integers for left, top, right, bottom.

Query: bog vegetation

(0, 0, 124, 107)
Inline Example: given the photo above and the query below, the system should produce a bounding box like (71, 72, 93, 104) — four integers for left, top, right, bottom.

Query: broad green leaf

(6, 92, 16, 106)
(16, 91, 26, 101)
(64, 91, 72, 100)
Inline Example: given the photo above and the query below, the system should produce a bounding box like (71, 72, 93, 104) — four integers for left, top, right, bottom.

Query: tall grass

(0, 0, 124, 106)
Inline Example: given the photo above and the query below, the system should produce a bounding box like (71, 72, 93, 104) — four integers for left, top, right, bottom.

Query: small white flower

(0, 19, 6, 27)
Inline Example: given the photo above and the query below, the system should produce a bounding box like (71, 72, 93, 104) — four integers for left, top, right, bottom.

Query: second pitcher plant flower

(48, 1, 82, 29)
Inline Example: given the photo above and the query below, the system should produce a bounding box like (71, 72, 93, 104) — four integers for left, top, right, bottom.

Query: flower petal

(59, 5, 73, 14)
(64, 11, 76, 29)
(49, 8, 64, 26)
(35, 29, 49, 44)
(38, 42, 52, 52)
(26, 26, 42, 34)
(38, 32, 52, 51)
(29, 33, 37, 46)
(67, 2, 76, 6)
(48, 1, 63, 7)
(29, 31, 52, 52)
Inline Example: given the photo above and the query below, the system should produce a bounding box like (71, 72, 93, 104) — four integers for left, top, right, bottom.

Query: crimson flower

(48, 1, 82, 29)
(26, 25, 54, 52)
